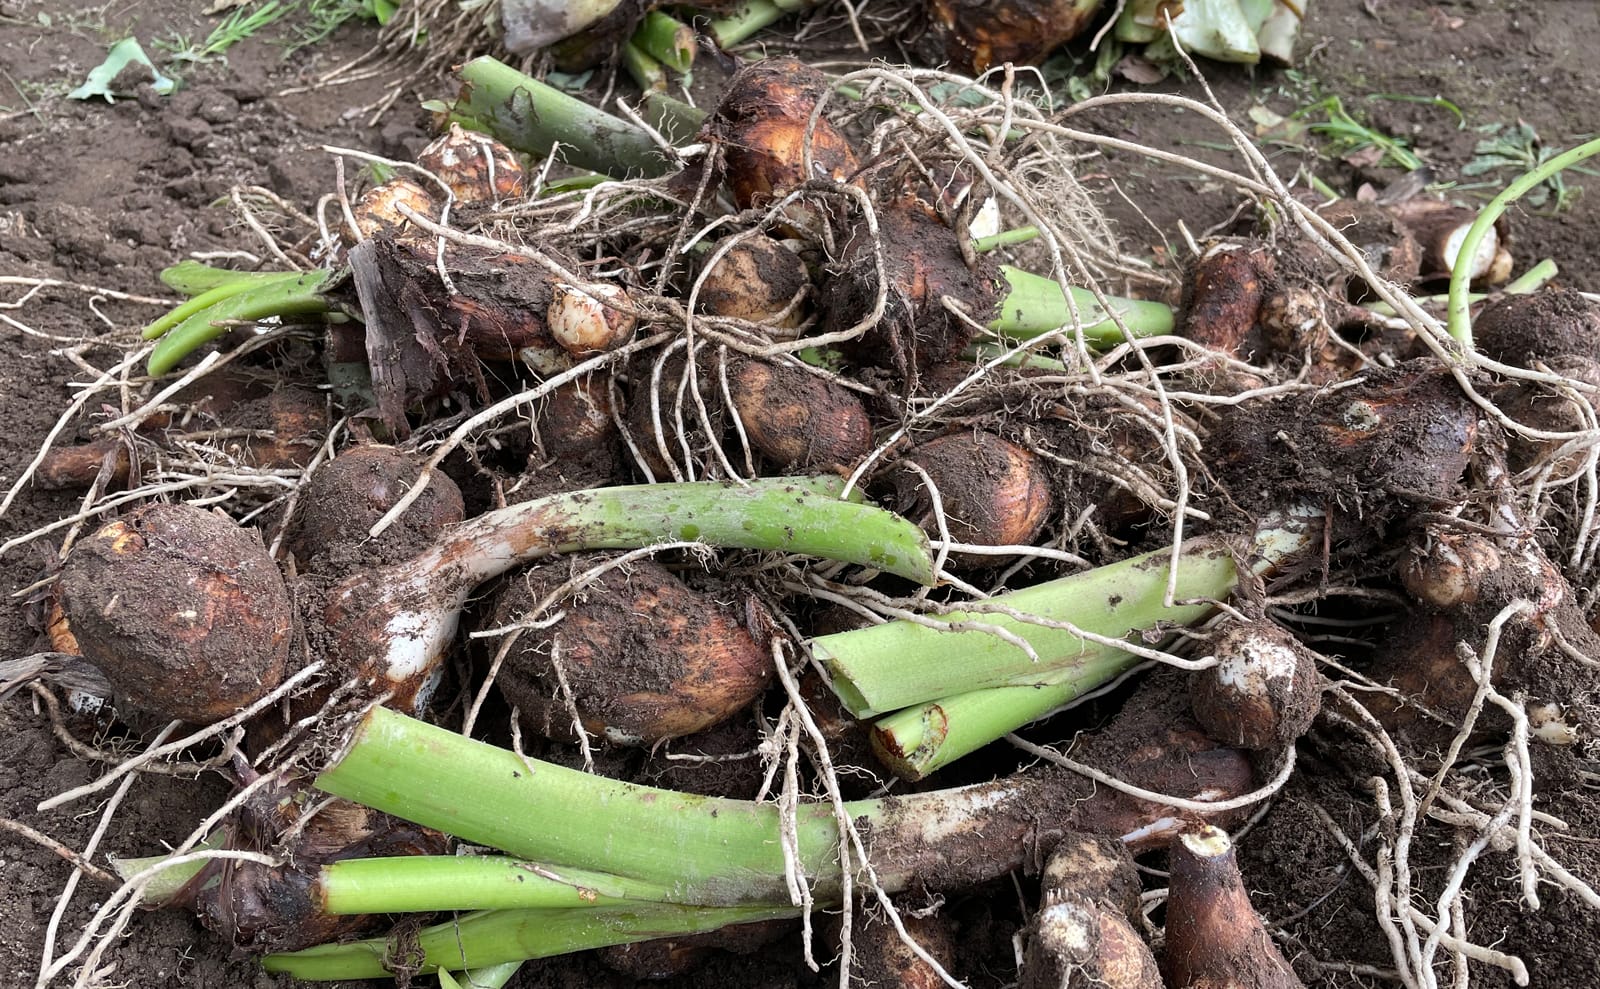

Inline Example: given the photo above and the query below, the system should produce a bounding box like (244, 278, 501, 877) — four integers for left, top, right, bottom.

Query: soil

(2, 2, 1599, 989)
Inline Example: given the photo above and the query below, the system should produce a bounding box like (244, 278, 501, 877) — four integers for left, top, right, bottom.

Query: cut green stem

(622, 40, 667, 93)
(992, 266, 1175, 346)
(631, 11, 695, 73)
(813, 538, 1239, 718)
(265, 903, 800, 980)
(444, 57, 675, 179)
(141, 269, 308, 341)
(850, 506, 1321, 778)
(639, 91, 706, 145)
(1446, 134, 1600, 349)
(321, 856, 679, 914)
(145, 268, 339, 376)
(705, 0, 815, 48)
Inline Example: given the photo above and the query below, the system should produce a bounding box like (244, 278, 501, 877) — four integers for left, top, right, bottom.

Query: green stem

(973, 226, 1040, 253)
(705, 0, 814, 48)
(158, 260, 291, 297)
(639, 91, 707, 145)
(446, 57, 674, 179)
(141, 270, 306, 340)
(857, 505, 1321, 778)
(621, 41, 667, 93)
(1446, 135, 1600, 349)
(264, 903, 800, 980)
(439, 961, 521, 989)
(813, 539, 1238, 718)
(146, 268, 339, 376)
(870, 662, 1130, 781)
(321, 856, 678, 914)
(313, 707, 1071, 907)
(631, 11, 695, 73)
(992, 266, 1175, 347)
(328, 477, 934, 696)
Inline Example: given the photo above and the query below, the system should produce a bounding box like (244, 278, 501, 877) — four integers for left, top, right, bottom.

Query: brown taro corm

(1205, 360, 1476, 538)
(726, 357, 874, 474)
(890, 430, 1054, 560)
(57, 502, 294, 725)
(823, 191, 1005, 381)
(1162, 826, 1306, 989)
(487, 555, 773, 746)
(1472, 288, 1600, 368)
(917, 0, 1104, 74)
(1021, 832, 1162, 989)
(705, 56, 861, 214)
(1189, 619, 1322, 752)
(282, 444, 466, 577)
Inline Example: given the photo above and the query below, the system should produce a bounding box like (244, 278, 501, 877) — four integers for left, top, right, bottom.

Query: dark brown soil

(3, 2, 1599, 989)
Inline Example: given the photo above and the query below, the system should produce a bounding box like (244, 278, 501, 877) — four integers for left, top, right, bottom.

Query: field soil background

(2, 1, 1598, 987)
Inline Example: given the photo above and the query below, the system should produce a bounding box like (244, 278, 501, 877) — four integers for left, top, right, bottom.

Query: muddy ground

(1, 1, 1597, 987)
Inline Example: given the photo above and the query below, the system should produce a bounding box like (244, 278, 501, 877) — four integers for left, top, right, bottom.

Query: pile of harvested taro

(6, 2, 1600, 987)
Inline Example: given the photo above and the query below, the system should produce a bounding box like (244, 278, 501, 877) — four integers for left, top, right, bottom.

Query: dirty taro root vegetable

(1188, 618, 1322, 751)
(1021, 833, 1162, 989)
(847, 909, 959, 989)
(56, 502, 293, 724)
(696, 234, 810, 336)
(416, 122, 525, 205)
(344, 177, 439, 247)
(547, 281, 637, 356)
(919, 0, 1104, 73)
(1162, 826, 1305, 989)
(1387, 197, 1509, 284)
(318, 477, 935, 712)
(825, 192, 1005, 379)
(890, 430, 1053, 556)
(259, 702, 1257, 978)
(282, 444, 467, 575)
(488, 556, 772, 745)
(707, 57, 860, 214)
(1467, 288, 1600, 369)
(726, 357, 873, 473)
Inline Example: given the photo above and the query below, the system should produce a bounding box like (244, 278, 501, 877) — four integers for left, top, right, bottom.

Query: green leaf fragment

(68, 38, 176, 102)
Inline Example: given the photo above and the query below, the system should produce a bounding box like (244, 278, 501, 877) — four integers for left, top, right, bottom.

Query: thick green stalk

(993, 266, 1175, 346)
(813, 538, 1238, 718)
(1446, 134, 1600, 349)
(631, 11, 695, 73)
(705, 0, 814, 48)
(870, 652, 1139, 781)
(446, 57, 674, 178)
(860, 506, 1322, 778)
(321, 856, 678, 914)
(328, 477, 934, 697)
(146, 269, 338, 376)
(622, 41, 667, 93)
(315, 708, 1069, 908)
(264, 903, 800, 980)
(315, 708, 843, 905)
(640, 91, 707, 145)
